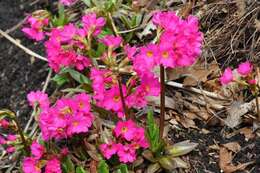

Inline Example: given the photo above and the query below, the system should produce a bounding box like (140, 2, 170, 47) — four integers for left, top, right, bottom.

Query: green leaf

(61, 68, 91, 85)
(146, 109, 164, 155)
(76, 166, 87, 173)
(98, 160, 109, 173)
(165, 140, 198, 157)
(116, 164, 128, 173)
(62, 156, 75, 173)
(52, 4, 69, 26)
(52, 74, 69, 86)
(81, 0, 92, 6)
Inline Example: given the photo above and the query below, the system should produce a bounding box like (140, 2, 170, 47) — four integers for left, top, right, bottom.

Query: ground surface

(0, 0, 50, 122)
(0, 1, 258, 173)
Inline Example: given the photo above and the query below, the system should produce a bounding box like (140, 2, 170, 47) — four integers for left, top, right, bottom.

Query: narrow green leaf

(98, 160, 109, 173)
(63, 156, 75, 173)
(118, 164, 128, 173)
(81, 0, 92, 6)
(52, 74, 69, 86)
(76, 166, 87, 173)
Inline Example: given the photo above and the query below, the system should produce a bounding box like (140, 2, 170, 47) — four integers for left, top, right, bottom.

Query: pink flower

(117, 144, 136, 163)
(248, 79, 257, 85)
(27, 91, 50, 109)
(114, 120, 136, 141)
(0, 136, 6, 145)
(60, 0, 77, 6)
(124, 45, 137, 60)
(6, 146, 16, 153)
(7, 134, 16, 141)
(100, 35, 122, 48)
(22, 157, 41, 173)
(22, 16, 49, 41)
(45, 157, 62, 173)
(0, 119, 9, 129)
(74, 93, 91, 113)
(31, 141, 45, 159)
(237, 61, 253, 76)
(100, 141, 119, 159)
(220, 67, 233, 85)
(61, 147, 69, 156)
(67, 112, 94, 136)
(82, 13, 106, 36)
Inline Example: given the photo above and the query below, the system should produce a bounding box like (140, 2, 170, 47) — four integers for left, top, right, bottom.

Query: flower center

(121, 127, 128, 133)
(61, 106, 73, 115)
(146, 51, 153, 57)
(113, 95, 120, 102)
(73, 121, 79, 127)
(162, 51, 169, 58)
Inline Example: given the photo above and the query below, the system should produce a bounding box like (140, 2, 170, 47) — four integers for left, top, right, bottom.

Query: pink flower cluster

(27, 91, 94, 141)
(23, 141, 62, 173)
(220, 61, 254, 85)
(22, 16, 49, 41)
(45, 13, 105, 72)
(100, 120, 149, 163)
(27, 90, 50, 109)
(90, 68, 160, 118)
(132, 11, 202, 75)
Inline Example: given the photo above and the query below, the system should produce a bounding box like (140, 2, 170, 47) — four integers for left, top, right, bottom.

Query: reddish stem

(159, 65, 165, 138)
(117, 76, 129, 119)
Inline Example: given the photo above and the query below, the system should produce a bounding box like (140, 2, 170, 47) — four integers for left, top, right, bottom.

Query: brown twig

(159, 65, 165, 138)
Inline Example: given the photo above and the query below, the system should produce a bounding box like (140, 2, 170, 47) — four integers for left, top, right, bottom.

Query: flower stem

(255, 96, 260, 122)
(117, 75, 129, 120)
(13, 113, 30, 155)
(159, 65, 165, 138)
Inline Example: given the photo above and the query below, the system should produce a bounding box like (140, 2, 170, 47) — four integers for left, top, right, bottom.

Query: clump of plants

(0, 0, 203, 172)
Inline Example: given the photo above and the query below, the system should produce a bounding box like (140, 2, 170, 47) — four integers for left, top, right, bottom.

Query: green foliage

(62, 156, 75, 173)
(52, 68, 91, 86)
(76, 166, 88, 173)
(98, 160, 109, 173)
(52, 4, 69, 27)
(116, 164, 129, 173)
(146, 109, 164, 155)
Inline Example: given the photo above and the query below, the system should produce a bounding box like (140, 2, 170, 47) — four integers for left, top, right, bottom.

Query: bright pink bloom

(27, 91, 50, 109)
(0, 136, 6, 144)
(237, 61, 253, 76)
(114, 120, 136, 141)
(6, 146, 15, 153)
(100, 35, 122, 48)
(82, 13, 106, 36)
(31, 141, 45, 159)
(220, 67, 233, 85)
(0, 119, 9, 128)
(117, 144, 136, 163)
(7, 134, 16, 141)
(124, 45, 137, 60)
(74, 93, 91, 113)
(22, 16, 49, 41)
(248, 79, 257, 85)
(45, 157, 62, 173)
(100, 142, 119, 159)
(60, 0, 77, 6)
(22, 157, 41, 173)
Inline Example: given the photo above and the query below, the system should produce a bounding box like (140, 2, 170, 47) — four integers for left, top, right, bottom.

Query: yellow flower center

(121, 127, 128, 133)
(113, 95, 120, 102)
(61, 106, 73, 115)
(162, 51, 169, 59)
(146, 51, 153, 57)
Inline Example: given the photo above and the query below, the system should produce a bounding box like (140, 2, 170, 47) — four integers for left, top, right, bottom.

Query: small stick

(159, 65, 165, 138)
(0, 29, 47, 62)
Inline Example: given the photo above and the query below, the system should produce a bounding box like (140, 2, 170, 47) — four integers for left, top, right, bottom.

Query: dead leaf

(219, 147, 252, 173)
(239, 127, 255, 140)
(166, 62, 220, 86)
(223, 142, 241, 153)
(89, 160, 98, 173)
(225, 101, 243, 128)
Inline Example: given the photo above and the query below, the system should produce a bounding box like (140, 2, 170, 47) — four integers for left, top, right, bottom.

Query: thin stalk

(13, 114, 29, 155)
(117, 75, 129, 120)
(159, 65, 165, 138)
(256, 96, 260, 122)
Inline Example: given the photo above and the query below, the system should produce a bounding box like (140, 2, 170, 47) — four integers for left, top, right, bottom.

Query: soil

(0, 0, 52, 122)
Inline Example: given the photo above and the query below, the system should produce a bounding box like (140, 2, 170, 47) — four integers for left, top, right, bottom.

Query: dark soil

(0, 0, 51, 122)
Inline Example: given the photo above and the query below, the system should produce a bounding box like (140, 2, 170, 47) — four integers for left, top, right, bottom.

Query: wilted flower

(220, 67, 233, 85)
